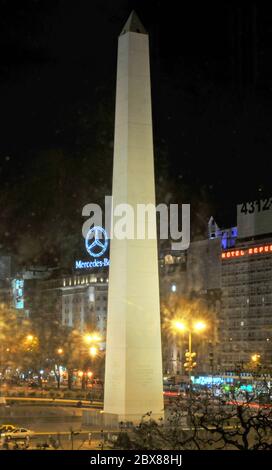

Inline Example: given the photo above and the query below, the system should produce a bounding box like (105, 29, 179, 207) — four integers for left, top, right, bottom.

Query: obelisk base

(82, 409, 164, 429)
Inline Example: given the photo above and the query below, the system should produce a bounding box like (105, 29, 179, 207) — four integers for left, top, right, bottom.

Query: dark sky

(0, 0, 272, 262)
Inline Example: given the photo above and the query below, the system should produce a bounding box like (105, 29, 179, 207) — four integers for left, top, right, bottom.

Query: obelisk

(104, 11, 164, 423)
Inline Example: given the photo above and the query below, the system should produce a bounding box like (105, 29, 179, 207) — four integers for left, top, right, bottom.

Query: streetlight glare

(194, 321, 207, 332)
(83, 334, 93, 344)
(83, 332, 102, 344)
(89, 346, 98, 358)
(172, 320, 187, 332)
(251, 353, 261, 362)
(92, 334, 101, 342)
(26, 334, 34, 342)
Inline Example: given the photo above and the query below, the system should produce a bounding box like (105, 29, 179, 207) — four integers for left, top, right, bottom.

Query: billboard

(237, 197, 272, 239)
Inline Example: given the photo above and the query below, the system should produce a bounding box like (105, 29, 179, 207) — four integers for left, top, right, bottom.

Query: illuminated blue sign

(75, 226, 110, 270)
(191, 376, 234, 386)
(85, 226, 108, 258)
(76, 259, 110, 269)
(12, 279, 24, 309)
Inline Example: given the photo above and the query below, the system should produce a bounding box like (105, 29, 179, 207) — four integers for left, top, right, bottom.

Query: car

(1, 428, 35, 440)
(0, 424, 16, 434)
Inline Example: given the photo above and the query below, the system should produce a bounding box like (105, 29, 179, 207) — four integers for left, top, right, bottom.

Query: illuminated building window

(165, 254, 174, 265)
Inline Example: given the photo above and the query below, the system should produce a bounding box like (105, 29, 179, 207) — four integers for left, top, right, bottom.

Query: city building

(219, 236, 272, 371)
(61, 272, 108, 343)
(161, 196, 272, 377)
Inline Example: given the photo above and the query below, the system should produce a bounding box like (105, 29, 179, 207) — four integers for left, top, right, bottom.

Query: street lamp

(194, 321, 206, 332)
(83, 333, 102, 345)
(171, 319, 207, 390)
(57, 348, 63, 355)
(26, 334, 34, 343)
(251, 353, 261, 363)
(83, 334, 93, 345)
(89, 346, 98, 358)
(24, 334, 38, 351)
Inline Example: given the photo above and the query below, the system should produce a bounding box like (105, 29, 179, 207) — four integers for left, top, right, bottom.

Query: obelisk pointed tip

(120, 10, 147, 35)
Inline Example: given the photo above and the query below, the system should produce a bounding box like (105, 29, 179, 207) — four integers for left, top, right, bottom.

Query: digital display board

(237, 197, 272, 239)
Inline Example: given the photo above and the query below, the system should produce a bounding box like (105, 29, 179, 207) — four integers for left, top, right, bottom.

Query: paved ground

(0, 419, 117, 450)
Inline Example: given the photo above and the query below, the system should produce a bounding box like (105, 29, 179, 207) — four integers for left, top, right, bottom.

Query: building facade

(219, 237, 272, 370)
(61, 272, 108, 343)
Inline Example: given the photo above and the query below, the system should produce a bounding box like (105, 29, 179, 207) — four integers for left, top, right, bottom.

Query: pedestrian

(88, 432, 92, 447)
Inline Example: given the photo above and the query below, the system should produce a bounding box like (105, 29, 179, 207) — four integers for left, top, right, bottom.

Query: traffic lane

(4, 396, 102, 407)
(0, 419, 119, 436)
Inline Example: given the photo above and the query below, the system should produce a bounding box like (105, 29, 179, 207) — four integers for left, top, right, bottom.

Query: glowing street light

(83, 334, 93, 345)
(194, 321, 207, 332)
(89, 346, 98, 358)
(173, 320, 187, 332)
(23, 334, 38, 351)
(26, 334, 34, 343)
(57, 348, 63, 355)
(251, 354, 261, 363)
(171, 318, 207, 388)
(92, 333, 101, 342)
(83, 332, 102, 345)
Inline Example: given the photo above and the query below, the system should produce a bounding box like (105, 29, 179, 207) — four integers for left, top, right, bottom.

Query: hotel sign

(222, 244, 272, 259)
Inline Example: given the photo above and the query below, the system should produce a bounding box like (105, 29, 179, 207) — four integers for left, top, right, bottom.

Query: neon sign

(222, 244, 272, 259)
(75, 226, 110, 270)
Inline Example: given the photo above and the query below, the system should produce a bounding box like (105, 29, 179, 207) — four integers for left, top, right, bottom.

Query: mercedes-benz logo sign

(85, 226, 108, 258)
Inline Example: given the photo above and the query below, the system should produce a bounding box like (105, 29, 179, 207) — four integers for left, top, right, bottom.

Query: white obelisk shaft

(104, 13, 164, 422)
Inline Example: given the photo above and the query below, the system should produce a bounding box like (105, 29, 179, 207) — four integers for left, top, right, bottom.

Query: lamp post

(251, 354, 261, 379)
(81, 333, 101, 390)
(172, 320, 207, 393)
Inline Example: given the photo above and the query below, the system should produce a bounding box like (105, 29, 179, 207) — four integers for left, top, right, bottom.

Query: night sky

(1, 1, 272, 266)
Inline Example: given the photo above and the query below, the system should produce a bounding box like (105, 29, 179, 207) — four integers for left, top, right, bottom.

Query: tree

(0, 303, 31, 380)
(110, 388, 272, 450)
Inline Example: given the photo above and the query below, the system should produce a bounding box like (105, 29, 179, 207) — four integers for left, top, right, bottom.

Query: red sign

(222, 244, 272, 259)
